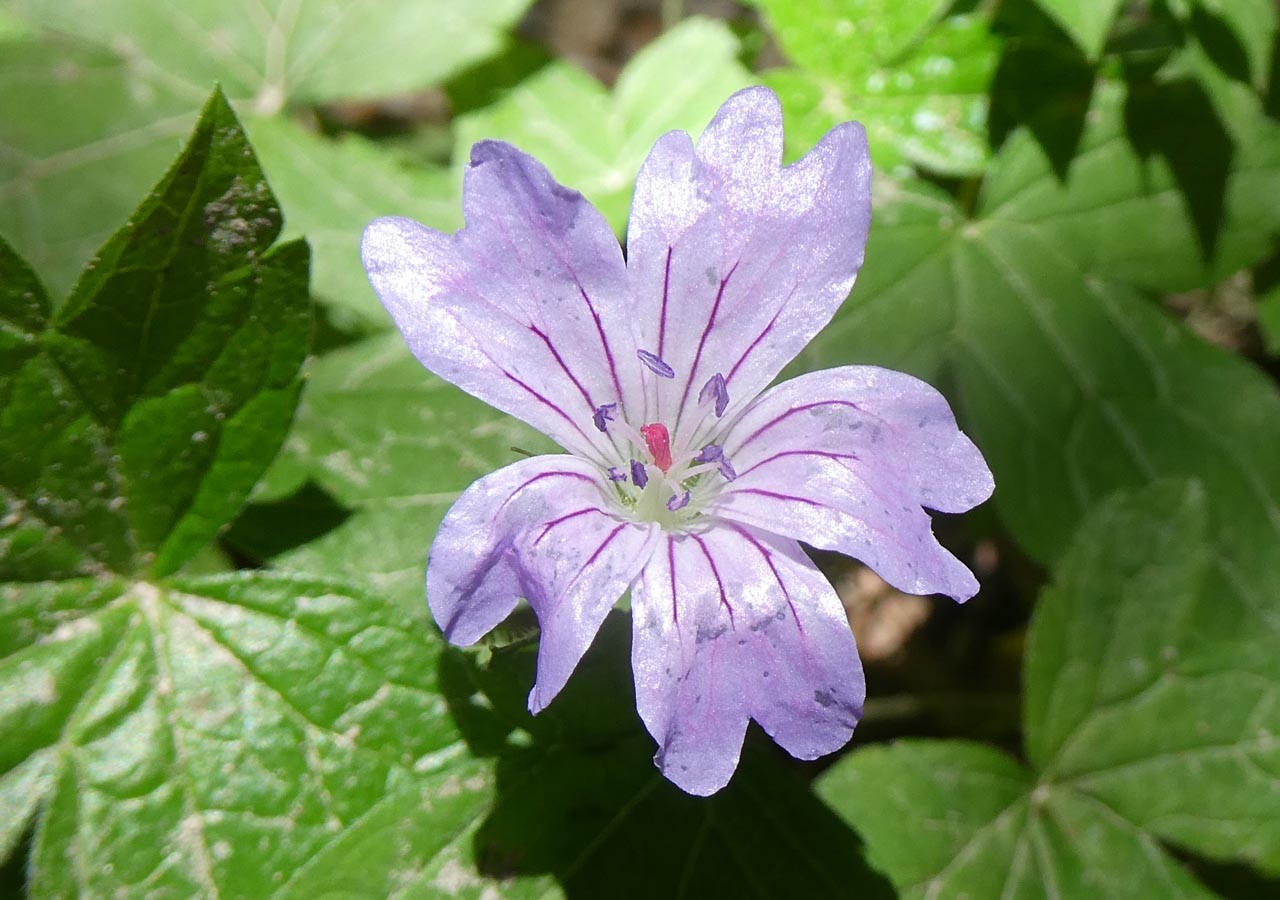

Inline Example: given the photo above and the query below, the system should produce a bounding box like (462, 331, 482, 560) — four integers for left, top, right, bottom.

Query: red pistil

(640, 423, 673, 472)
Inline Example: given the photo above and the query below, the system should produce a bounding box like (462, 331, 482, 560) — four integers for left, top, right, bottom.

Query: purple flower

(361, 87, 993, 796)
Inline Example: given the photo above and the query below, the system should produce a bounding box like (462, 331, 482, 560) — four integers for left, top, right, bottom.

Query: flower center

(590, 352, 739, 529)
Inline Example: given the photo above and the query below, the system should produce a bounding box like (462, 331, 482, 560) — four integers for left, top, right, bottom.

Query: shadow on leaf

(439, 612, 894, 899)
(221, 479, 352, 565)
(1122, 71, 1234, 262)
(987, 0, 1096, 175)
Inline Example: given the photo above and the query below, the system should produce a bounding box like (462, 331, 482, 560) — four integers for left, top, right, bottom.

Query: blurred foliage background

(2, 0, 1280, 897)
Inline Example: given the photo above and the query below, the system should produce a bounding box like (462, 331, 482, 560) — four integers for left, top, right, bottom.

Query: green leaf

(454, 17, 753, 231)
(0, 35, 199, 299)
(244, 117, 460, 332)
(241, 333, 556, 610)
(982, 81, 1280, 293)
(11, 0, 534, 108)
(0, 35, 457, 326)
(819, 482, 1280, 895)
(756, 1, 998, 174)
(1031, 0, 1124, 59)
(1028, 482, 1280, 870)
(819, 741, 1213, 898)
(1193, 0, 1277, 89)
(809, 85, 1280, 594)
(0, 571, 514, 898)
(0, 89, 309, 580)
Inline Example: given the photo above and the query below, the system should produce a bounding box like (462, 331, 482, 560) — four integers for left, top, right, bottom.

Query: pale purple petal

(363, 141, 640, 463)
(427, 455, 657, 712)
(631, 525, 864, 796)
(711, 366, 994, 602)
(626, 86, 872, 428)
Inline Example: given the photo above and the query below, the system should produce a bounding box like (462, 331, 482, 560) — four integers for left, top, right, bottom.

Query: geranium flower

(361, 87, 993, 796)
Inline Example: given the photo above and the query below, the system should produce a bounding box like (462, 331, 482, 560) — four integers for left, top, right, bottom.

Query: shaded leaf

(1027, 482, 1280, 871)
(1192, 0, 1277, 89)
(1030, 0, 1124, 59)
(819, 482, 1279, 895)
(439, 614, 894, 899)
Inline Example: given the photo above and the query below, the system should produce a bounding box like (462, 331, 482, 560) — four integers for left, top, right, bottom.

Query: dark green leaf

(819, 740, 1213, 899)
(1027, 482, 1280, 871)
(0, 89, 309, 580)
(1030, 0, 1124, 59)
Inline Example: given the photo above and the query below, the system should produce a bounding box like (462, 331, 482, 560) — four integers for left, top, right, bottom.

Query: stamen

(607, 466, 627, 482)
(637, 349, 675, 379)
(667, 490, 691, 511)
(698, 373, 729, 417)
(695, 443, 737, 481)
(630, 459, 649, 488)
(592, 402, 617, 433)
(640, 423, 673, 471)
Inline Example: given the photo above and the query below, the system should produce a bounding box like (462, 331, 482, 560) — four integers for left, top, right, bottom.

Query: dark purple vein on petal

(533, 507, 607, 545)
(657, 245, 674, 358)
(529, 323, 595, 410)
(724, 523, 803, 630)
(676, 260, 740, 424)
(690, 534, 734, 626)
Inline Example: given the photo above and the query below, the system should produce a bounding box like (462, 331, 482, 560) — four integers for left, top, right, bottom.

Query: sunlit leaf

(756, 0, 998, 174)
(10, 0, 534, 108)
(0, 572, 508, 897)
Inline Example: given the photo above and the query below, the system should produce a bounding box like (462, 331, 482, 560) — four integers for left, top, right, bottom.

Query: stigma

(640, 423, 673, 472)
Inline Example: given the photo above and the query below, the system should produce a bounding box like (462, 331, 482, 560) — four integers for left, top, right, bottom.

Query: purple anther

(698, 373, 729, 417)
(630, 459, 649, 488)
(667, 490, 691, 511)
(695, 444, 723, 463)
(607, 466, 628, 482)
(637, 349, 675, 379)
(592, 402, 617, 433)
(695, 444, 736, 481)
(717, 456, 738, 481)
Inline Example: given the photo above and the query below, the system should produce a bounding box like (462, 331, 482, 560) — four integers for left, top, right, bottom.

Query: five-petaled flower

(362, 87, 994, 796)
